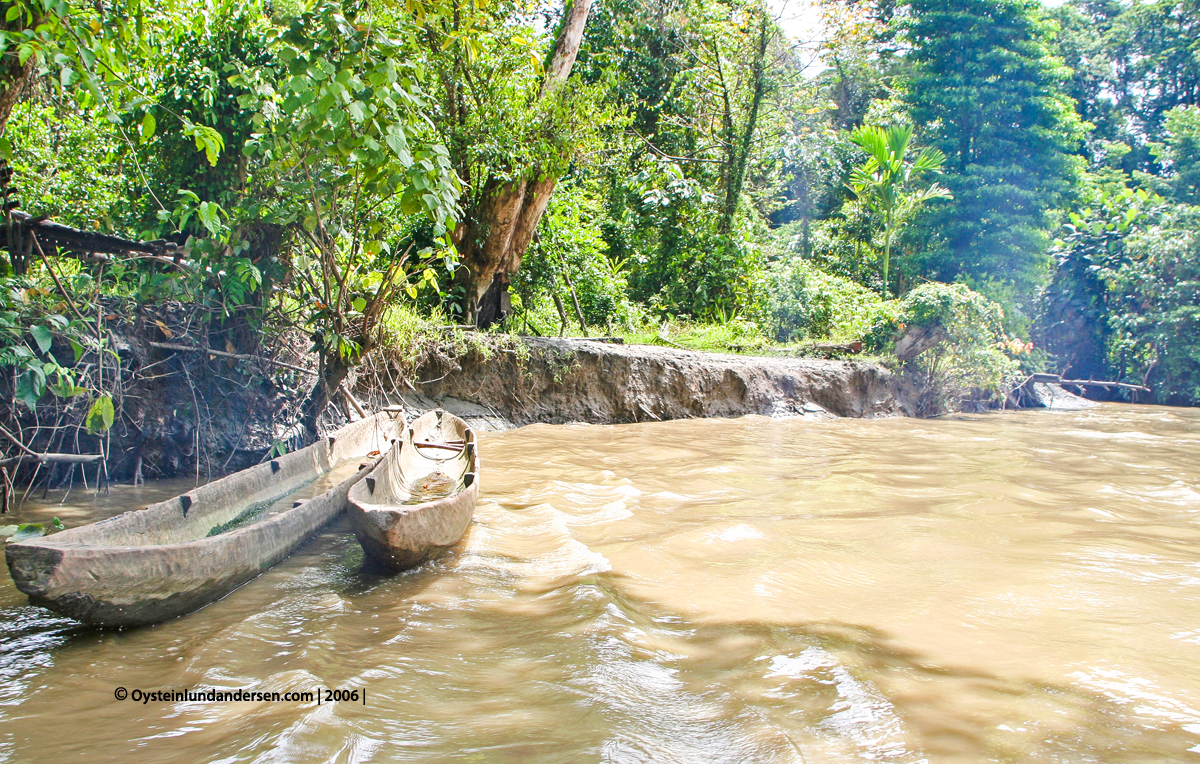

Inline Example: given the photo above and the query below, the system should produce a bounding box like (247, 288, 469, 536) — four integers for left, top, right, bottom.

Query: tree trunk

(455, 0, 592, 328)
(717, 7, 771, 238)
(299, 355, 354, 440)
(0, 10, 41, 135)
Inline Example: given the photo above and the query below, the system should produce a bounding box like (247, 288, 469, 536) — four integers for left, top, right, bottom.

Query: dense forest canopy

(2, 0, 1200, 437)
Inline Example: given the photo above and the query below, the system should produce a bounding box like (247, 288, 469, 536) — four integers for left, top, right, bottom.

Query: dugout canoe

(4, 410, 404, 628)
(347, 410, 479, 571)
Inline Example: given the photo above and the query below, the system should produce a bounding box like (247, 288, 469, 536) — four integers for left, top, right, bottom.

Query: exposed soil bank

(0, 302, 313, 485)
(392, 337, 919, 431)
(9, 318, 1085, 486)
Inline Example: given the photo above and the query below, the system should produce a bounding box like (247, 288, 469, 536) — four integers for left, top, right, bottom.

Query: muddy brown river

(2, 405, 1200, 762)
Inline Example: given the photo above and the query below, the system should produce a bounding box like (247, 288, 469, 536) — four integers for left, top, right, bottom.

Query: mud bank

(394, 337, 919, 431)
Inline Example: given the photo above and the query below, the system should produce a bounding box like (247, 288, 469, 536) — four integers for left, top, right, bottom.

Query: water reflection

(1, 405, 1199, 762)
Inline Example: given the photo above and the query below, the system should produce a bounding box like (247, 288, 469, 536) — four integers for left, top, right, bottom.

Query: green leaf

(198, 201, 224, 237)
(185, 123, 225, 166)
(140, 112, 156, 143)
(47, 380, 86, 397)
(351, 297, 366, 312)
(16, 368, 45, 410)
(30, 325, 52, 354)
(86, 394, 115, 435)
(69, 338, 84, 363)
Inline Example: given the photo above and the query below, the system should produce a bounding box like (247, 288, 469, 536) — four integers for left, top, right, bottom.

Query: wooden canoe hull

(4, 412, 403, 628)
(349, 481, 479, 570)
(347, 411, 479, 571)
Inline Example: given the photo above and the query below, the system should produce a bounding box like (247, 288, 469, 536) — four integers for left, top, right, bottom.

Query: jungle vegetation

(2, 0, 1199, 443)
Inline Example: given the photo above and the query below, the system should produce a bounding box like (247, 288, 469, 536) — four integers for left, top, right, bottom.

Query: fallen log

(1026, 373, 1150, 393)
(3, 210, 177, 257)
(812, 341, 863, 354)
(0, 453, 103, 469)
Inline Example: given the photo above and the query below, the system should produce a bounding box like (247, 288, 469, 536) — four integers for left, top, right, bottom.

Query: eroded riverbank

(392, 336, 920, 430)
(2, 404, 1198, 762)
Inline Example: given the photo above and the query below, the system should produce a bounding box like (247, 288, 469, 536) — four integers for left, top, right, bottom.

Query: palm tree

(848, 124, 951, 298)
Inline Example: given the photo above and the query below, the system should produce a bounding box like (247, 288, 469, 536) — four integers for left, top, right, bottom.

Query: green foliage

(131, 2, 272, 235)
(624, 158, 766, 319)
(903, 0, 1085, 301)
(0, 278, 91, 410)
(1039, 185, 1162, 379)
(85, 393, 115, 434)
(15, 0, 1200, 420)
(1054, 0, 1200, 175)
(1154, 106, 1200, 204)
(847, 123, 950, 296)
(229, 0, 462, 371)
(5, 101, 133, 231)
(768, 256, 889, 343)
(579, 0, 794, 320)
(623, 317, 771, 354)
(232, 3, 460, 231)
(513, 176, 635, 331)
(422, 2, 616, 189)
(0, 0, 230, 180)
(881, 281, 1020, 407)
(1099, 204, 1200, 404)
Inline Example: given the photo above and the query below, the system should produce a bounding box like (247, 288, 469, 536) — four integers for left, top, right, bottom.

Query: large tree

(435, 0, 596, 327)
(902, 0, 1083, 301)
(1051, 0, 1200, 175)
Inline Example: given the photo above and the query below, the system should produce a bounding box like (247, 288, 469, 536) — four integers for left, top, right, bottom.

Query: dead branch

(149, 342, 317, 376)
(0, 453, 103, 468)
(1025, 373, 1150, 393)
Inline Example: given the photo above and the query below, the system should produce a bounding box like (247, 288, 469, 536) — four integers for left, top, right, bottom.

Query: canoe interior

(24, 412, 399, 550)
(347, 410, 480, 570)
(356, 410, 476, 506)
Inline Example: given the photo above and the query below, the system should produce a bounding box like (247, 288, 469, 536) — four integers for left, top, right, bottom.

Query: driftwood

(1026, 373, 1150, 393)
(812, 341, 863, 354)
(0, 453, 103, 469)
(894, 325, 948, 361)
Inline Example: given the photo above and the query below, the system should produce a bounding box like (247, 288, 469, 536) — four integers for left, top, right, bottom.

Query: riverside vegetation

(0, 0, 1196, 490)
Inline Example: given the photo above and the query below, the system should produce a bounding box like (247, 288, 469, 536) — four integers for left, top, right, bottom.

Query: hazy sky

(772, 0, 824, 44)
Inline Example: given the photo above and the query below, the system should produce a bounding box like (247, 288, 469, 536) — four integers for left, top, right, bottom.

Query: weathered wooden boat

(347, 410, 479, 570)
(4, 411, 404, 628)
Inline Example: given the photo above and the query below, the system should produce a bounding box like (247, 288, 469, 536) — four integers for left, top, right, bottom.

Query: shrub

(873, 282, 1021, 409)
(1107, 204, 1200, 404)
(768, 256, 889, 343)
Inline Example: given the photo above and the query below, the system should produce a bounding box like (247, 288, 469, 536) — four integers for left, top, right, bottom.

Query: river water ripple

(2, 405, 1199, 762)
